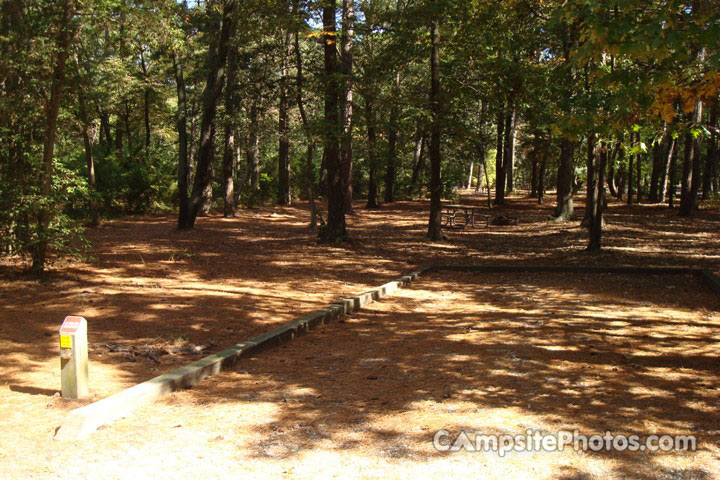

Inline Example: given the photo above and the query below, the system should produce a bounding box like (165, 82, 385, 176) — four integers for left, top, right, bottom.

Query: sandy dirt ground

(0, 194, 718, 479)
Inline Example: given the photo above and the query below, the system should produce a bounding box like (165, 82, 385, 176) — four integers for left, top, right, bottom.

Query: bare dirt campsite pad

(3, 269, 719, 479)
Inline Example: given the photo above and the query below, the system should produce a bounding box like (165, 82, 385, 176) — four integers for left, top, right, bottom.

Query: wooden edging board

(54, 268, 429, 441)
(54, 264, 720, 441)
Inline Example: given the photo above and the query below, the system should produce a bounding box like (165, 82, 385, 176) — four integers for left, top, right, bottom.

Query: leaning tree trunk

(180, 0, 235, 229)
(32, 0, 76, 272)
(553, 139, 575, 221)
(340, 0, 354, 213)
(318, 0, 346, 242)
(426, 15, 443, 241)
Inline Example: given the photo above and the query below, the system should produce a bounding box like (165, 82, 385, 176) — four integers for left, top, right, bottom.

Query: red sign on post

(60, 316, 83, 335)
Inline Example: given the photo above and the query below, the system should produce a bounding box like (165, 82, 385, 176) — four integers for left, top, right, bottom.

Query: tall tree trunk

(553, 139, 575, 221)
(293, 17, 317, 229)
(660, 137, 676, 204)
(426, 15, 443, 241)
(340, 0, 354, 213)
(482, 148, 492, 208)
(318, 0, 346, 242)
(140, 49, 151, 163)
(408, 130, 425, 196)
(627, 131, 634, 205)
(180, 0, 235, 229)
(538, 147, 547, 205)
(173, 52, 190, 227)
(98, 108, 112, 149)
(32, 0, 76, 272)
(475, 143, 484, 194)
(365, 94, 380, 209)
(78, 93, 99, 227)
(583, 133, 595, 223)
(467, 159, 474, 190)
(384, 72, 400, 203)
(636, 133, 642, 203)
(222, 22, 239, 217)
(702, 102, 718, 199)
(114, 114, 124, 158)
(679, 102, 703, 216)
(277, 30, 291, 207)
(587, 140, 607, 251)
(649, 129, 666, 202)
(606, 139, 620, 198)
(246, 103, 260, 190)
(493, 105, 505, 205)
(504, 104, 515, 193)
(529, 147, 538, 198)
(669, 136, 679, 208)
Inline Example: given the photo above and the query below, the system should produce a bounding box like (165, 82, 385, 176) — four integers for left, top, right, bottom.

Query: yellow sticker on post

(59, 335, 72, 349)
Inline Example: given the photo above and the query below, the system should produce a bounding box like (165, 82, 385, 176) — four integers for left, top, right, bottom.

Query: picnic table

(441, 204, 490, 229)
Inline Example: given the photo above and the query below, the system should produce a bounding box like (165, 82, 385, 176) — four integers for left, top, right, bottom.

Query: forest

(3, 2, 720, 477)
(1, 0, 718, 270)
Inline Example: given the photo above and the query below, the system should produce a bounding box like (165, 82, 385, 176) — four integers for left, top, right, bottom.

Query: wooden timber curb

(54, 264, 720, 441)
(54, 267, 430, 441)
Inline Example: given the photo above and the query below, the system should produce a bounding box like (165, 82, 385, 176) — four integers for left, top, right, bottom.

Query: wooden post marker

(59, 316, 89, 399)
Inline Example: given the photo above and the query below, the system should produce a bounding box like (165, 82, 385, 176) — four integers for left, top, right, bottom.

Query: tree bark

(318, 0, 346, 242)
(32, 0, 76, 272)
(180, 0, 235, 229)
(702, 102, 718, 199)
(293, 18, 317, 229)
(140, 49, 151, 163)
(627, 132, 635, 205)
(277, 29, 292, 207)
(384, 72, 400, 203)
(246, 102, 260, 190)
(636, 133, 642, 203)
(538, 147, 547, 205)
(173, 52, 190, 227)
(553, 139, 575, 221)
(587, 140, 607, 251)
(660, 137, 676, 204)
(408, 130, 425, 196)
(679, 102, 703, 216)
(340, 0, 354, 213)
(78, 92, 99, 227)
(365, 94, 380, 209)
(504, 104, 515, 193)
(426, 15, 443, 241)
(222, 22, 239, 217)
(493, 105, 505, 205)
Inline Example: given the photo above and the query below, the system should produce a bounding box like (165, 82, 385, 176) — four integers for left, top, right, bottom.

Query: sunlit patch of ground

(0, 194, 718, 478)
(2, 271, 719, 479)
